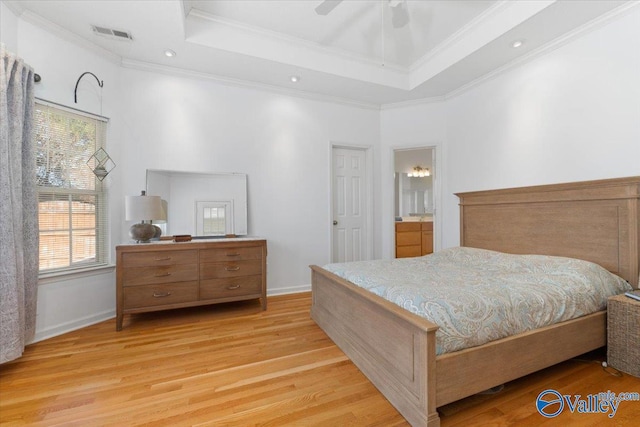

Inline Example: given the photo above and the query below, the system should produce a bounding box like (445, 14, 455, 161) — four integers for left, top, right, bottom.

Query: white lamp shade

(125, 194, 165, 221)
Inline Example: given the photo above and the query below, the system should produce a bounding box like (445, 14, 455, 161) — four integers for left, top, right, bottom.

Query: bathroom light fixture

(290, 75, 300, 83)
(408, 166, 430, 178)
(512, 40, 524, 48)
(164, 49, 176, 57)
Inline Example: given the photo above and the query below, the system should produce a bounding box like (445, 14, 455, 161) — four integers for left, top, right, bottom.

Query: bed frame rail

(435, 311, 606, 406)
(310, 266, 441, 427)
(311, 176, 639, 426)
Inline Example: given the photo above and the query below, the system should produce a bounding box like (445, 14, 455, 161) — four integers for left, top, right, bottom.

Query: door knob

(333, 220, 338, 225)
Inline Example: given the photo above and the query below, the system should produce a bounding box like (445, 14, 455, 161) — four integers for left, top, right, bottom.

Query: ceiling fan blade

(315, 0, 343, 16)
(391, 1, 409, 28)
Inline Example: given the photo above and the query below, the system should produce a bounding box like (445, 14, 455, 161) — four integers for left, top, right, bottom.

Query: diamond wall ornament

(87, 148, 116, 181)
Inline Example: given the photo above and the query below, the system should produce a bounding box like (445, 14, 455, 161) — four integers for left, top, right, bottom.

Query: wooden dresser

(395, 221, 433, 258)
(116, 238, 267, 330)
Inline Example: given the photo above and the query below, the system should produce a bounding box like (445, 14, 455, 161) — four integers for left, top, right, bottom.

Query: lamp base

(129, 223, 156, 243)
(152, 225, 162, 239)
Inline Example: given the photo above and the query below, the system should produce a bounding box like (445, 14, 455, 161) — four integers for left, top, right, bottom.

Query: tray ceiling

(6, 0, 634, 106)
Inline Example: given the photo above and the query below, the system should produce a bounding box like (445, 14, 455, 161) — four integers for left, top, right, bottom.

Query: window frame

(195, 200, 234, 236)
(34, 100, 111, 277)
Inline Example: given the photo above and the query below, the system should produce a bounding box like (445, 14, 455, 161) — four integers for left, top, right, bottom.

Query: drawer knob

(153, 291, 172, 298)
(227, 284, 241, 290)
(155, 257, 172, 261)
(154, 272, 172, 277)
(226, 253, 240, 257)
(225, 266, 240, 271)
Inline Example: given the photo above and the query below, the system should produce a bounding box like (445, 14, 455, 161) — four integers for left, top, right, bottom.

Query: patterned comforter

(322, 247, 632, 355)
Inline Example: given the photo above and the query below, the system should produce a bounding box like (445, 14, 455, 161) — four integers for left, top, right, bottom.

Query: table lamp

(125, 190, 166, 243)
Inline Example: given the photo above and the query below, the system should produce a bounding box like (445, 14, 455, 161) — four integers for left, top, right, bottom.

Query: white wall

(15, 18, 123, 342)
(9, 3, 639, 341)
(12, 12, 382, 340)
(442, 7, 640, 248)
(118, 67, 381, 293)
(1, 2, 19, 51)
(380, 102, 447, 257)
(13, 15, 382, 339)
(382, 7, 640, 252)
(394, 148, 432, 173)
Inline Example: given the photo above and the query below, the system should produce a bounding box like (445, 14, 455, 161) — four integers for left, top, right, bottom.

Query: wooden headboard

(456, 176, 640, 288)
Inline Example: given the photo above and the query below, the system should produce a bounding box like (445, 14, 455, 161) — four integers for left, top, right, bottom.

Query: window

(195, 201, 233, 236)
(35, 102, 109, 273)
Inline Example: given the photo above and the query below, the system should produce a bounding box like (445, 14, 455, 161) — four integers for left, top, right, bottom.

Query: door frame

(330, 142, 374, 263)
(391, 144, 442, 257)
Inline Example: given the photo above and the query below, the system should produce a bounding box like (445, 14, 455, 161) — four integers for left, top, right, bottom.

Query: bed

(310, 176, 640, 427)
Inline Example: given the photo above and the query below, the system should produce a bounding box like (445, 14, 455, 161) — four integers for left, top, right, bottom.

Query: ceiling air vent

(91, 25, 133, 41)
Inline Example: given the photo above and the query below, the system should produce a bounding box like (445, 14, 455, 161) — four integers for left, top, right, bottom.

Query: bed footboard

(310, 266, 441, 427)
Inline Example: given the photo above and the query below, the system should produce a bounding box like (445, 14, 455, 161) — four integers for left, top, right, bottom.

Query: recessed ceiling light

(290, 75, 300, 83)
(164, 49, 176, 58)
(512, 40, 524, 48)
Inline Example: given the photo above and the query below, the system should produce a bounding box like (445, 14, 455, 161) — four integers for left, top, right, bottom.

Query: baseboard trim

(30, 286, 312, 343)
(267, 284, 311, 296)
(31, 309, 116, 344)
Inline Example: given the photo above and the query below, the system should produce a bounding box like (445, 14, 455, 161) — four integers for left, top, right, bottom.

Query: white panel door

(332, 147, 368, 263)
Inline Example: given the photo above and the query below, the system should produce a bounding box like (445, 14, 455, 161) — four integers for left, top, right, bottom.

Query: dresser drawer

(421, 222, 433, 231)
(396, 222, 421, 232)
(116, 239, 267, 331)
(122, 250, 197, 267)
(422, 230, 434, 255)
(123, 263, 198, 286)
(397, 245, 422, 258)
(396, 232, 421, 246)
(200, 276, 262, 300)
(200, 260, 262, 280)
(200, 246, 263, 262)
(124, 282, 199, 309)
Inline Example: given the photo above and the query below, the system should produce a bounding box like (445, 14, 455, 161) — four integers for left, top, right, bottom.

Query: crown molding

(187, 8, 407, 73)
(381, 0, 640, 108)
(180, 0, 193, 18)
(12, 0, 637, 111)
(3, 0, 25, 16)
(410, 0, 512, 73)
(444, 0, 640, 101)
(18, 9, 122, 65)
(13, 2, 380, 110)
(380, 95, 445, 110)
(120, 59, 381, 111)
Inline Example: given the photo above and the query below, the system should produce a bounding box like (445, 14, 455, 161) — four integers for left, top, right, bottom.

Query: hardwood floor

(1, 292, 638, 426)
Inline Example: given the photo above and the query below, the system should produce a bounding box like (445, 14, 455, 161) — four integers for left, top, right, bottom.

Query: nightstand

(607, 293, 640, 377)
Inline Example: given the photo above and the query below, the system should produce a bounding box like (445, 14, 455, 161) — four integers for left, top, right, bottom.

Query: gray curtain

(0, 44, 38, 364)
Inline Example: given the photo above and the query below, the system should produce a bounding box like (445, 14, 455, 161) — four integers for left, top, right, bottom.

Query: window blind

(35, 102, 109, 273)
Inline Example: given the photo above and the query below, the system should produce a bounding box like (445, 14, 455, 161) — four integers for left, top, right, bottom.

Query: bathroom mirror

(395, 173, 433, 217)
(394, 148, 434, 220)
(146, 169, 248, 236)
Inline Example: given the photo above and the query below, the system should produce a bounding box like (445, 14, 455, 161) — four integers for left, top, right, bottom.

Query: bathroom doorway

(394, 147, 435, 258)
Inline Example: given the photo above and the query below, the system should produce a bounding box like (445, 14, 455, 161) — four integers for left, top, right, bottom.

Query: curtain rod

(35, 97, 110, 122)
